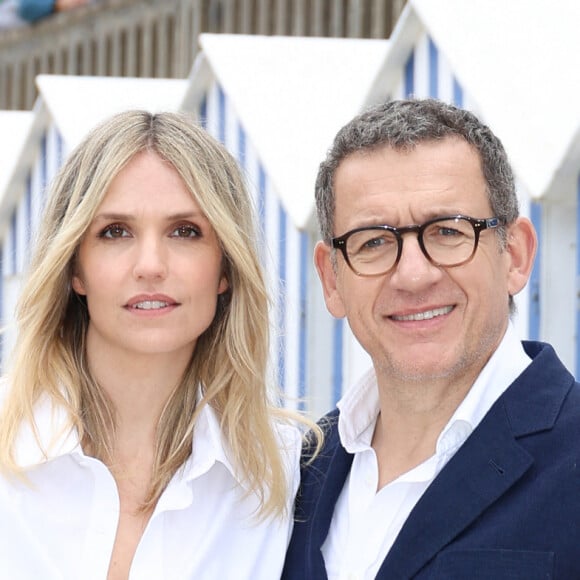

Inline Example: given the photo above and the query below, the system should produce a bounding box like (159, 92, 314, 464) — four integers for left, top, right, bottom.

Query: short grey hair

(315, 98, 519, 244)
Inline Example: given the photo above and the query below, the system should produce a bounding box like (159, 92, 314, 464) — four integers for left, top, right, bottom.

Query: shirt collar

(13, 389, 243, 488)
(436, 322, 531, 455)
(337, 367, 380, 453)
(337, 322, 532, 456)
(182, 398, 243, 486)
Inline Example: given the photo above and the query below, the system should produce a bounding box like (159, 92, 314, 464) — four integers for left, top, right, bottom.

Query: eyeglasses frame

(330, 214, 503, 277)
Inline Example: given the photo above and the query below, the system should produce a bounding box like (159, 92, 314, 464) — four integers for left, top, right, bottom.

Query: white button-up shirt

(321, 323, 532, 580)
(0, 393, 301, 580)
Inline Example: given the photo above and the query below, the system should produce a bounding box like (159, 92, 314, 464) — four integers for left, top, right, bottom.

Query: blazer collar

(377, 341, 574, 578)
(505, 341, 574, 436)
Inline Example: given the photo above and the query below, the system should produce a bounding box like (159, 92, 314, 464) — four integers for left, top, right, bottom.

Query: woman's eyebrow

(92, 210, 207, 222)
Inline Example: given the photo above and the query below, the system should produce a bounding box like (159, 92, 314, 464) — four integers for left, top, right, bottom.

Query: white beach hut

(2, 4, 578, 415)
(0, 76, 187, 366)
(0, 48, 394, 415)
(365, 0, 580, 374)
(0, 110, 34, 364)
(183, 34, 390, 414)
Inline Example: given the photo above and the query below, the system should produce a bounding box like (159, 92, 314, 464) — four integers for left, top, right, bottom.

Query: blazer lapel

(307, 439, 354, 578)
(377, 402, 533, 579)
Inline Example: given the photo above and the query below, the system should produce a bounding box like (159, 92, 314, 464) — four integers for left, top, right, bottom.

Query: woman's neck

(85, 339, 193, 438)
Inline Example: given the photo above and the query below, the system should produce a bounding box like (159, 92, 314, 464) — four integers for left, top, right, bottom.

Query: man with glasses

(283, 98, 580, 579)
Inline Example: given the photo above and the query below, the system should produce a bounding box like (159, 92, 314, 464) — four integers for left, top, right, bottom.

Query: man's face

(315, 138, 534, 390)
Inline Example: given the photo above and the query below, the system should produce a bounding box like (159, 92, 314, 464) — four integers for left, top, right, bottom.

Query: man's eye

(359, 234, 396, 252)
(172, 225, 200, 238)
(101, 225, 129, 238)
(437, 227, 462, 237)
(363, 236, 386, 249)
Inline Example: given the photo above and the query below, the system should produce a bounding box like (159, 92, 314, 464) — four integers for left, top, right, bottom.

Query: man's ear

(314, 241, 346, 318)
(506, 217, 537, 296)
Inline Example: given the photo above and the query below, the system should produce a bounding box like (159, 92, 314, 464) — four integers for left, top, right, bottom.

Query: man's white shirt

(321, 323, 532, 580)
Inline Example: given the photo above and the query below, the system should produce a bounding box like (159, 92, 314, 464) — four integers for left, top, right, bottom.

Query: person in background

(283, 98, 580, 579)
(18, 0, 93, 24)
(0, 110, 318, 579)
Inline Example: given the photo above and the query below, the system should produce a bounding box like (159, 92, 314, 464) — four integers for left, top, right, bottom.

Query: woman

(0, 110, 317, 579)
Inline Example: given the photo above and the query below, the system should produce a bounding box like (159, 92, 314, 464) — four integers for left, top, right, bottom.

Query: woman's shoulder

(0, 383, 79, 469)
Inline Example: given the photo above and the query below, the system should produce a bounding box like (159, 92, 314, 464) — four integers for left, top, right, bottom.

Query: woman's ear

(71, 274, 86, 296)
(217, 274, 229, 295)
(506, 216, 537, 297)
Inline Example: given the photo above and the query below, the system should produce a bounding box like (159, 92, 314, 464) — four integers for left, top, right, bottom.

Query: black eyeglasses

(331, 215, 503, 277)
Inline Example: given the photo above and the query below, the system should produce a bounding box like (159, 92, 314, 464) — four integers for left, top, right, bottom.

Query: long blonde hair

(0, 110, 319, 518)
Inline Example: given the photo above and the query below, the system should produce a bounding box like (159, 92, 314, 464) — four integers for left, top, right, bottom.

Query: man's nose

(389, 233, 442, 290)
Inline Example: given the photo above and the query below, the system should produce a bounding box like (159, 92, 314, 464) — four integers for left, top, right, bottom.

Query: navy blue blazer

(282, 341, 580, 579)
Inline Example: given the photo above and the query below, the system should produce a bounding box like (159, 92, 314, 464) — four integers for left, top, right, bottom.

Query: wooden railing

(0, 0, 406, 111)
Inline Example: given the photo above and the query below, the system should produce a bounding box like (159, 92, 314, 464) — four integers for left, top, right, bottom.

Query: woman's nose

(132, 236, 168, 280)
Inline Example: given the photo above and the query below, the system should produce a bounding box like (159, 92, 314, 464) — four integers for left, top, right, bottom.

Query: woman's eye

(101, 224, 129, 238)
(172, 224, 200, 238)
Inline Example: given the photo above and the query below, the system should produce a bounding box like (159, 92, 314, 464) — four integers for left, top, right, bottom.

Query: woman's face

(72, 151, 228, 364)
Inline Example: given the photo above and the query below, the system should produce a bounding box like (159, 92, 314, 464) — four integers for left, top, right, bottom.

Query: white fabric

(322, 323, 532, 580)
(0, 393, 301, 580)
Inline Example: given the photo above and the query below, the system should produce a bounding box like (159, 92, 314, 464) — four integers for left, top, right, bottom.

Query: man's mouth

(391, 305, 453, 321)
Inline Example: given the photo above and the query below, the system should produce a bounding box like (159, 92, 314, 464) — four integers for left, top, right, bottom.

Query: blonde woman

(0, 110, 317, 579)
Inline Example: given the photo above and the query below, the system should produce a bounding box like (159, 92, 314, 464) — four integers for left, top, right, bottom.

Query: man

(283, 99, 580, 579)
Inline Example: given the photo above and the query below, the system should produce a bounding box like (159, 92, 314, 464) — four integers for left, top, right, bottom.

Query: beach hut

(183, 34, 390, 414)
(3, 3, 578, 414)
(365, 0, 580, 373)
(0, 76, 187, 366)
